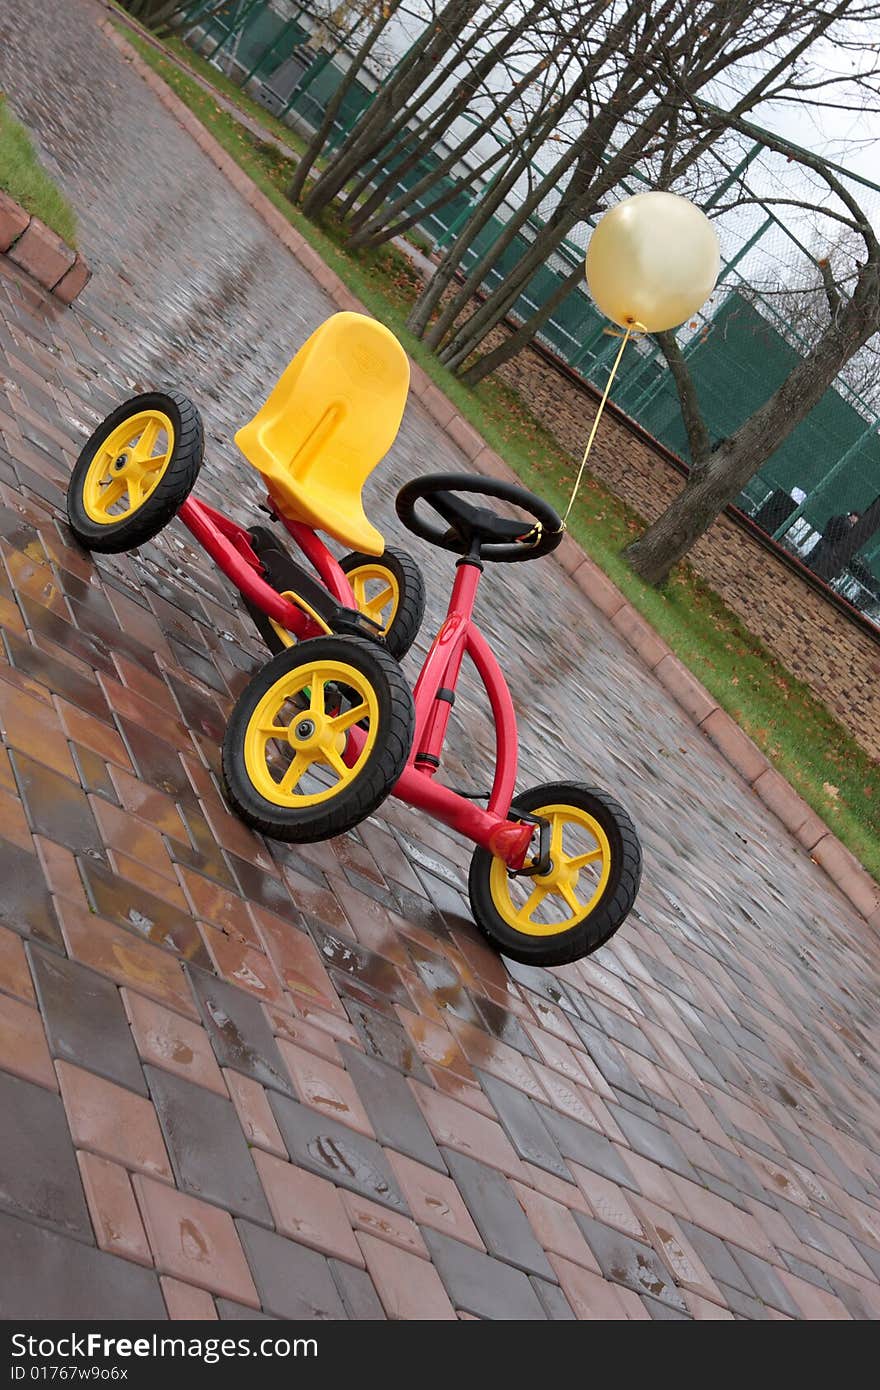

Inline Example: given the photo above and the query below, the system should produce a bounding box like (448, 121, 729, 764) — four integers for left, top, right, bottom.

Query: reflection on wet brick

(187, 965, 291, 1094)
(344, 996, 430, 1080)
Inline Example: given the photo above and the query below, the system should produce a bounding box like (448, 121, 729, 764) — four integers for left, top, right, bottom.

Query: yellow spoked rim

(267, 591, 331, 650)
(489, 803, 612, 937)
(81, 410, 175, 524)
(243, 657, 379, 808)
(346, 563, 400, 636)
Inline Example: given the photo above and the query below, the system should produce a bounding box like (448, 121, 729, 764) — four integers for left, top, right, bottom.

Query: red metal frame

(179, 497, 534, 872)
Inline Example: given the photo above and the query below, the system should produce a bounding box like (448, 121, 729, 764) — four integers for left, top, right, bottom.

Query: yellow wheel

(67, 391, 203, 553)
(339, 547, 425, 659)
(222, 636, 414, 842)
(468, 783, 641, 965)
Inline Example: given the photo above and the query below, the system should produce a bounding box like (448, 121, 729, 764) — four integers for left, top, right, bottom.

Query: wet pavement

(0, 0, 879, 1320)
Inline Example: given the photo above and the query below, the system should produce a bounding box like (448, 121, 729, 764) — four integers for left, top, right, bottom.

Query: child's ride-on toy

(67, 312, 641, 965)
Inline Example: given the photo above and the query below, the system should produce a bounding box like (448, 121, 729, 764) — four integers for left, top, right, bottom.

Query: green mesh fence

(177, 1, 880, 624)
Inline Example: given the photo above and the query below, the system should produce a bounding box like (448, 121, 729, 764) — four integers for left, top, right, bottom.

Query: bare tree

(624, 110, 880, 585)
(421, 0, 864, 384)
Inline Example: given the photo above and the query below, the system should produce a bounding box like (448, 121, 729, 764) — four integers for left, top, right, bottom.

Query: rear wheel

(66, 390, 202, 553)
(221, 635, 414, 843)
(338, 547, 425, 659)
(468, 782, 642, 966)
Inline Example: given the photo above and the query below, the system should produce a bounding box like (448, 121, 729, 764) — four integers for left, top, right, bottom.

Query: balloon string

(560, 320, 644, 529)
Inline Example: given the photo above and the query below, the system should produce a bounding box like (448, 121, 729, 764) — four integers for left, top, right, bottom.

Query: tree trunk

(287, 5, 396, 205)
(302, 0, 482, 218)
(624, 266, 880, 585)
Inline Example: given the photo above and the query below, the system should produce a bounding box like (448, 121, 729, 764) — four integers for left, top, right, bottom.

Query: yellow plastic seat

(234, 312, 410, 556)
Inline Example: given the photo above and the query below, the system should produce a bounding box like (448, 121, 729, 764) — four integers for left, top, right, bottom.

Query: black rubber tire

(468, 782, 642, 966)
(221, 635, 414, 843)
(66, 390, 203, 553)
(339, 547, 426, 660)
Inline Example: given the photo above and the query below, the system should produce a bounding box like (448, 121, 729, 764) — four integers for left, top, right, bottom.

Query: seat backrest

(234, 312, 410, 494)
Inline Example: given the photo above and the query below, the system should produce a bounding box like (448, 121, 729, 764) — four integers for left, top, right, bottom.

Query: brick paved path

(0, 0, 878, 1321)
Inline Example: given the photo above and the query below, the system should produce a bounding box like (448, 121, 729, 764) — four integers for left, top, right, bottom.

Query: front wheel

(468, 783, 642, 966)
(221, 635, 414, 843)
(66, 390, 203, 553)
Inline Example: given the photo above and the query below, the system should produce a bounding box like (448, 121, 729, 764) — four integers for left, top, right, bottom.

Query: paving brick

(10, 749, 104, 858)
(357, 1232, 456, 1319)
(443, 1148, 555, 1279)
(146, 1065, 271, 1224)
(511, 1181, 601, 1270)
(29, 944, 146, 1093)
(235, 1219, 348, 1320)
(548, 1254, 642, 1319)
(631, 1195, 724, 1305)
(345, 996, 430, 1079)
(0, 924, 34, 1003)
(268, 1093, 409, 1213)
(133, 1174, 258, 1306)
(341, 1188, 428, 1260)
(328, 1260, 386, 1319)
(253, 1148, 363, 1264)
(56, 1059, 172, 1181)
(422, 1229, 547, 1320)
(77, 1151, 151, 1266)
(56, 898, 198, 1020)
(0, 1209, 165, 1319)
(123, 988, 226, 1095)
(574, 1212, 688, 1311)
(385, 1150, 485, 1249)
(0, 991, 55, 1088)
(0, 1068, 91, 1238)
(341, 1045, 444, 1169)
(477, 1070, 570, 1178)
(160, 1276, 218, 1321)
(186, 964, 292, 1093)
(0, 679, 78, 780)
(224, 1069, 287, 1158)
(278, 1039, 374, 1138)
(409, 1079, 526, 1178)
(0, 835, 62, 949)
(537, 1103, 637, 1187)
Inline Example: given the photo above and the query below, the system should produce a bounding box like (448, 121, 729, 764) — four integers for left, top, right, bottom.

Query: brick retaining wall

(494, 341, 880, 760)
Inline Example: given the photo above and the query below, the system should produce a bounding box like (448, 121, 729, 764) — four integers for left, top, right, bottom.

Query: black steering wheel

(395, 473, 563, 563)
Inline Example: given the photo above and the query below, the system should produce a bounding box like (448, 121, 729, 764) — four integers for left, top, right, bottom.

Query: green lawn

(0, 94, 77, 247)
(118, 24, 880, 881)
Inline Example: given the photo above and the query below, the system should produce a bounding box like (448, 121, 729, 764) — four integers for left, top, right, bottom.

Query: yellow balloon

(585, 191, 720, 333)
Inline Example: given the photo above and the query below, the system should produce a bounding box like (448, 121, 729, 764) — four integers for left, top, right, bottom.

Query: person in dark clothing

(807, 511, 860, 581)
(754, 488, 798, 535)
